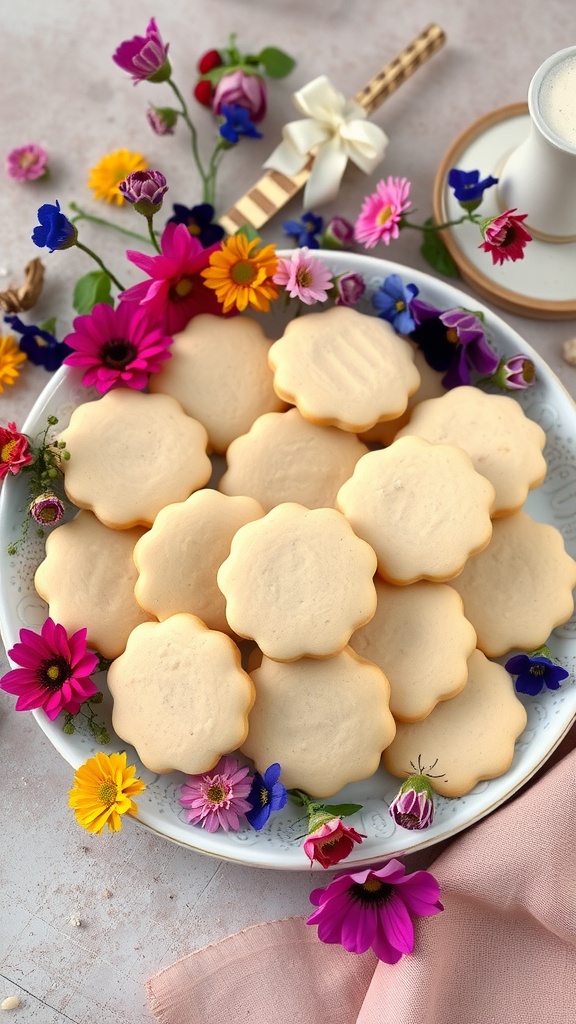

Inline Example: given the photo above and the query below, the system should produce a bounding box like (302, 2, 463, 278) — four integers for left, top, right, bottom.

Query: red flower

(0, 422, 33, 481)
(197, 49, 223, 74)
(303, 817, 365, 868)
(479, 209, 532, 265)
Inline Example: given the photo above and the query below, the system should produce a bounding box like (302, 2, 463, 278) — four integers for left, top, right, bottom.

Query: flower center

(98, 779, 118, 808)
(173, 277, 194, 298)
(100, 338, 138, 370)
(187, 221, 201, 236)
(258, 786, 269, 807)
(38, 654, 71, 691)
(206, 782, 227, 805)
(396, 811, 420, 828)
(377, 204, 393, 226)
(395, 299, 406, 312)
(1, 439, 17, 463)
(445, 327, 459, 345)
(19, 152, 37, 168)
(530, 664, 546, 676)
(231, 260, 257, 286)
(348, 878, 394, 906)
(296, 268, 313, 289)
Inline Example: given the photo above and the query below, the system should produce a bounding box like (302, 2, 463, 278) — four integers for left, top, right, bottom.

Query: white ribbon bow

(263, 75, 388, 209)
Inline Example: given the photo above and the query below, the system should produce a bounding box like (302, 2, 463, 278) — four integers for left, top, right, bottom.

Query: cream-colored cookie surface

(336, 436, 495, 584)
(349, 579, 477, 721)
(133, 490, 265, 631)
(34, 510, 154, 659)
(396, 385, 547, 515)
(359, 345, 446, 446)
(148, 313, 285, 453)
(219, 408, 368, 511)
(449, 510, 576, 657)
(58, 389, 211, 529)
(217, 502, 378, 661)
(268, 306, 420, 432)
(383, 649, 527, 797)
(108, 613, 255, 775)
(242, 648, 396, 797)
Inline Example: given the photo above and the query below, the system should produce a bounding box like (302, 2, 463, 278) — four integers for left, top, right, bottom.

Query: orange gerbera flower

(88, 149, 148, 204)
(201, 234, 279, 313)
(0, 334, 27, 392)
(68, 750, 145, 834)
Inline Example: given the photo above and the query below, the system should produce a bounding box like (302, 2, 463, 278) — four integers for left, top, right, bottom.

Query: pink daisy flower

(121, 223, 225, 334)
(307, 858, 443, 963)
(354, 176, 411, 248)
(273, 248, 333, 305)
(6, 143, 48, 182)
(1, 618, 99, 721)
(0, 422, 33, 481)
(62, 301, 173, 394)
(479, 208, 532, 265)
(179, 755, 253, 832)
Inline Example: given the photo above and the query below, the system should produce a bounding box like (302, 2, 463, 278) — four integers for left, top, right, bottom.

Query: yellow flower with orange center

(68, 750, 146, 834)
(88, 149, 148, 204)
(0, 334, 27, 393)
(201, 234, 279, 314)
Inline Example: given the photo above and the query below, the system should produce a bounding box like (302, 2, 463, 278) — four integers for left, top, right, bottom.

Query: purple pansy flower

(32, 200, 77, 252)
(166, 203, 225, 247)
(410, 299, 499, 389)
(4, 314, 72, 371)
(448, 168, 499, 208)
(245, 762, 287, 830)
(218, 104, 262, 145)
(282, 212, 324, 249)
(505, 650, 569, 696)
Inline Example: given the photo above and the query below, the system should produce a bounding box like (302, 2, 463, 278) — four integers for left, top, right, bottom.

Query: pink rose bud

(212, 69, 267, 124)
(303, 817, 365, 868)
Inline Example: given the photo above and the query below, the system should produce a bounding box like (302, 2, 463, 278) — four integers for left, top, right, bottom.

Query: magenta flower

(303, 818, 365, 869)
(321, 216, 355, 250)
(121, 223, 225, 334)
(489, 354, 536, 391)
(333, 271, 366, 307)
(112, 18, 171, 84)
(389, 775, 435, 831)
(307, 858, 443, 963)
(479, 208, 532, 265)
(29, 492, 65, 526)
(410, 300, 499, 389)
(0, 422, 33, 481)
(354, 177, 411, 248)
(179, 755, 254, 832)
(273, 248, 333, 305)
(6, 143, 48, 182)
(118, 169, 168, 210)
(62, 301, 173, 394)
(1, 618, 99, 720)
(212, 70, 267, 124)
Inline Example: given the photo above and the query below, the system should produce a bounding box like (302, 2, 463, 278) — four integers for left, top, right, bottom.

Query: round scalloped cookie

(383, 649, 527, 798)
(395, 385, 547, 515)
(267, 305, 420, 432)
(349, 579, 477, 721)
(108, 613, 255, 775)
(219, 407, 369, 511)
(242, 648, 396, 798)
(34, 510, 154, 660)
(359, 345, 446, 446)
(148, 313, 286, 453)
(336, 435, 495, 585)
(448, 510, 576, 658)
(133, 489, 265, 632)
(58, 389, 211, 529)
(217, 502, 378, 661)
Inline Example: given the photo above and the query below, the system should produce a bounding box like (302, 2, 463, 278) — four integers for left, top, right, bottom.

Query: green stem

(205, 141, 228, 207)
(167, 77, 211, 201)
(145, 214, 161, 253)
(402, 213, 478, 233)
(74, 240, 125, 292)
(68, 202, 154, 245)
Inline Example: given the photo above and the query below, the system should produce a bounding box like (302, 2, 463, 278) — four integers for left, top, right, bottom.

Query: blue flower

(447, 168, 498, 209)
(372, 274, 419, 333)
(282, 211, 324, 249)
(505, 650, 569, 697)
(245, 762, 287, 830)
(32, 200, 77, 252)
(218, 104, 262, 145)
(4, 314, 72, 371)
(166, 202, 225, 247)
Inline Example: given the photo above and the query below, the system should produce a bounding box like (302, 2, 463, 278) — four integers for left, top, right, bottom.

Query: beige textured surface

(2, 2, 576, 1020)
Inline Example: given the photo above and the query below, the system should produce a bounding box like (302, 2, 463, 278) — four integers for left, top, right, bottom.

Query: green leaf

(420, 218, 461, 279)
(72, 271, 114, 315)
(321, 802, 363, 818)
(257, 47, 296, 79)
(235, 223, 261, 243)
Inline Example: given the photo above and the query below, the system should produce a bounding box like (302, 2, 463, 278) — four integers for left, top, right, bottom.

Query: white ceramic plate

(1, 250, 575, 870)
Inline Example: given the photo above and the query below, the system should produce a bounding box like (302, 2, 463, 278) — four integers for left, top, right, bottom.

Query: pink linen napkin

(146, 728, 576, 1024)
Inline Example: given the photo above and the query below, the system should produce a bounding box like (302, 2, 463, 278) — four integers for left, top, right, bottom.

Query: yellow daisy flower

(68, 750, 146, 834)
(0, 334, 27, 393)
(87, 149, 148, 204)
(201, 234, 279, 314)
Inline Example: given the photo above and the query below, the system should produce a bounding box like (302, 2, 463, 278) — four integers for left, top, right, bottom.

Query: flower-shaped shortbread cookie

(350, 579, 477, 721)
(134, 489, 264, 632)
(149, 313, 285, 453)
(336, 436, 496, 584)
(108, 613, 255, 775)
(383, 649, 527, 797)
(396, 385, 547, 515)
(242, 648, 396, 798)
(267, 305, 420, 432)
(449, 510, 576, 657)
(34, 510, 154, 659)
(58, 389, 211, 529)
(219, 407, 368, 511)
(217, 502, 378, 661)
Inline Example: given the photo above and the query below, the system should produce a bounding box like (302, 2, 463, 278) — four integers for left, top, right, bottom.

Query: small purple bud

(29, 492, 65, 526)
(333, 271, 366, 307)
(389, 774, 435, 831)
(118, 170, 168, 215)
(321, 216, 355, 250)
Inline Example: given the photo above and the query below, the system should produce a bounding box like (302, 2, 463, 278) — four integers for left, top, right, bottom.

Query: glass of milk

(498, 46, 576, 241)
